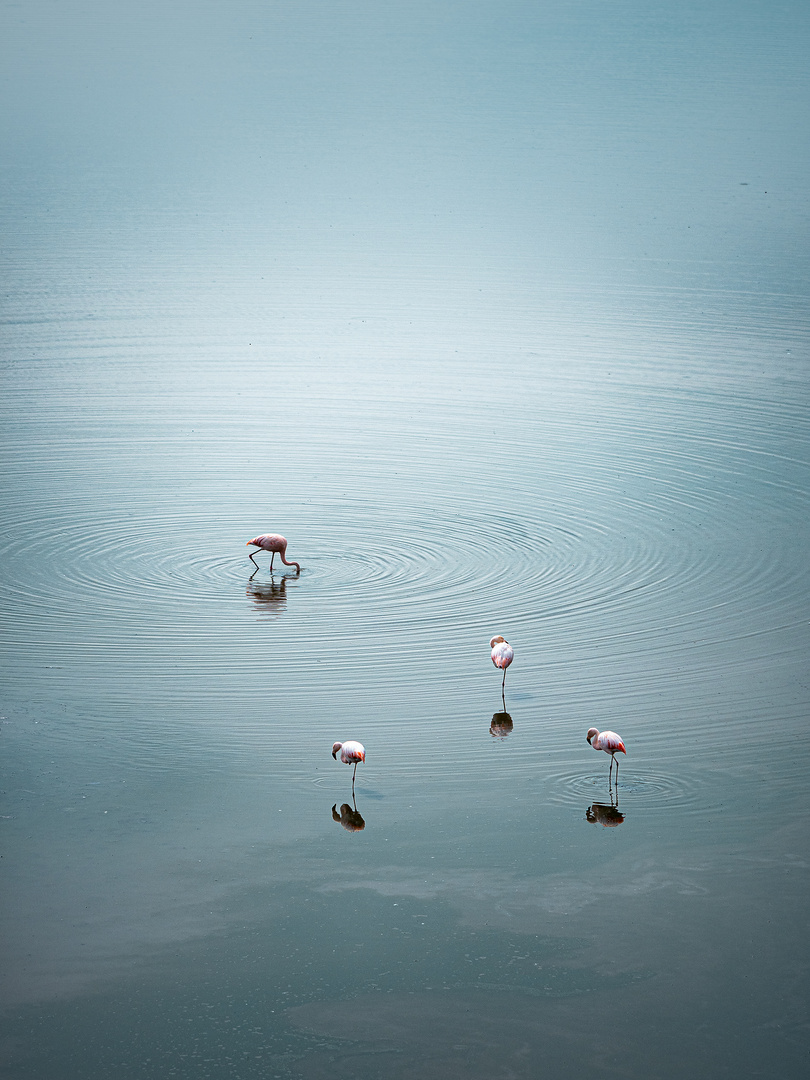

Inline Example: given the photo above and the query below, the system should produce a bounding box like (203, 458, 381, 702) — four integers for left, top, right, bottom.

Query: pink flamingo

(586, 728, 627, 781)
(246, 534, 300, 573)
(490, 636, 514, 689)
(332, 741, 365, 792)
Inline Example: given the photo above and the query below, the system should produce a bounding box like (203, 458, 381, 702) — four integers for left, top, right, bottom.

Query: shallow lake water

(1, 1, 809, 1077)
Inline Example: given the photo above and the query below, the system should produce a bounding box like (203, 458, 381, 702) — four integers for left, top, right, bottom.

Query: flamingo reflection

(490, 710, 513, 738)
(246, 577, 289, 614)
(586, 794, 625, 827)
(332, 801, 366, 832)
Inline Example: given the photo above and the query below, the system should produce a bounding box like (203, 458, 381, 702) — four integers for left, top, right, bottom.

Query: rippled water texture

(1, 1, 809, 1078)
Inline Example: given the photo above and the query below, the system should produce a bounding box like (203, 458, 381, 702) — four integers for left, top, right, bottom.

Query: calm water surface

(1, 1, 809, 1077)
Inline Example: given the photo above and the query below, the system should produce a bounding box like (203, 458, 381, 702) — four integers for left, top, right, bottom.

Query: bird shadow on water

(246, 576, 294, 615)
(332, 797, 366, 832)
(586, 788, 625, 827)
(490, 710, 514, 738)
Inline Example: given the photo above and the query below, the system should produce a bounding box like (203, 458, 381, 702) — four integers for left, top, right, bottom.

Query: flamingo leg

(502, 668, 506, 689)
(269, 552, 275, 571)
(352, 762, 357, 794)
(248, 549, 260, 569)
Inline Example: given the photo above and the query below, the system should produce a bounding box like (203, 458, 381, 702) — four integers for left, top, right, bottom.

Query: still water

(1, 1, 809, 1077)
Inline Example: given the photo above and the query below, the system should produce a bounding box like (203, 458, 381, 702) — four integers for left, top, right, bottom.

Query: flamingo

(490, 636, 514, 689)
(332, 740, 365, 792)
(246, 534, 300, 573)
(586, 728, 627, 782)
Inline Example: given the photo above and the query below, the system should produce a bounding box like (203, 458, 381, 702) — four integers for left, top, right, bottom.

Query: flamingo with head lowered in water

(246, 534, 300, 573)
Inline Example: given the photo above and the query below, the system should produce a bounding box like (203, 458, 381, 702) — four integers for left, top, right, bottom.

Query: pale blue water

(1, 1, 809, 1077)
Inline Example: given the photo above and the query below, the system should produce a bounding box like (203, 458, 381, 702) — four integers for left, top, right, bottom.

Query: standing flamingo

(332, 741, 365, 793)
(490, 636, 514, 689)
(246, 534, 301, 573)
(586, 728, 627, 782)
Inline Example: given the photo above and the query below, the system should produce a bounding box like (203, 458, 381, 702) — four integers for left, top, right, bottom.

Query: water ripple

(1, 342, 808, 794)
(547, 769, 708, 814)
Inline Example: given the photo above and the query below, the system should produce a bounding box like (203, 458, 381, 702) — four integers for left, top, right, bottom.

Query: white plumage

(332, 740, 365, 790)
(586, 728, 627, 780)
(489, 636, 514, 688)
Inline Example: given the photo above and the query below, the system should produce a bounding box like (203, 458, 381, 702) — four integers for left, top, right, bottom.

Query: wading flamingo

(586, 728, 627, 781)
(246, 534, 300, 573)
(332, 740, 365, 792)
(490, 636, 514, 689)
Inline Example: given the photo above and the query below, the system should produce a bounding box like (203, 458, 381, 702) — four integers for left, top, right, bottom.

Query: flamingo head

(332, 741, 343, 759)
(490, 635, 507, 648)
(586, 727, 600, 746)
